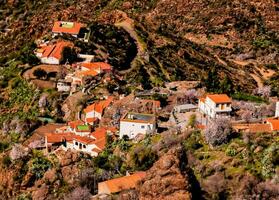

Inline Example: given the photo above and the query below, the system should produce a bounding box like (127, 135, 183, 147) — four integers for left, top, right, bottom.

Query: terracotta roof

(94, 137, 106, 150)
(84, 97, 114, 114)
(77, 70, 99, 77)
(199, 97, 206, 103)
(46, 132, 74, 143)
(196, 124, 206, 130)
(98, 172, 146, 194)
(248, 124, 272, 133)
(73, 135, 95, 144)
(41, 41, 73, 60)
(80, 62, 112, 71)
(68, 120, 84, 130)
(92, 148, 102, 153)
(52, 21, 84, 35)
(266, 118, 279, 131)
(207, 94, 231, 103)
(89, 127, 117, 150)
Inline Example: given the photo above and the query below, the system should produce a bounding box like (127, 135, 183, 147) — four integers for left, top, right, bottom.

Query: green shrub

(30, 157, 52, 179)
(131, 147, 158, 170)
(188, 114, 197, 127)
(226, 146, 237, 157)
(17, 193, 32, 200)
(0, 142, 9, 153)
(2, 156, 11, 168)
(232, 92, 267, 103)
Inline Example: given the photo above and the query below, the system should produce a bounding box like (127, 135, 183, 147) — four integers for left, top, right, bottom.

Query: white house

(119, 112, 156, 139)
(84, 97, 113, 121)
(275, 102, 279, 117)
(57, 80, 71, 92)
(35, 41, 73, 65)
(52, 21, 83, 37)
(46, 121, 117, 157)
(198, 94, 232, 118)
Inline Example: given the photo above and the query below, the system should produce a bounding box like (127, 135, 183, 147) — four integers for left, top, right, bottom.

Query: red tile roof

(73, 135, 95, 144)
(68, 120, 84, 130)
(98, 172, 146, 194)
(81, 62, 112, 72)
(266, 118, 279, 131)
(77, 70, 99, 77)
(248, 124, 272, 133)
(52, 21, 84, 35)
(40, 41, 73, 60)
(46, 132, 74, 143)
(84, 97, 114, 114)
(199, 97, 206, 103)
(207, 94, 232, 103)
(90, 127, 117, 150)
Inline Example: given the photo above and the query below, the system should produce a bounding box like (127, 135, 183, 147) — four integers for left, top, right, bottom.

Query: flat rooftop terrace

(122, 112, 155, 123)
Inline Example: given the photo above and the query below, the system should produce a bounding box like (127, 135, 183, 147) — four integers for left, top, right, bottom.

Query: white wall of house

(40, 57, 60, 65)
(275, 102, 279, 117)
(86, 111, 102, 120)
(53, 32, 78, 38)
(62, 141, 74, 151)
(73, 130, 91, 137)
(119, 121, 155, 139)
(57, 82, 71, 92)
(198, 97, 231, 118)
(72, 140, 99, 156)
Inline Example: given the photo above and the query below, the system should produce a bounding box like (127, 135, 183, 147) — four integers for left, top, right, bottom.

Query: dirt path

(251, 73, 263, 88)
(114, 12, 147, 75)
(115, 19, 145, 55)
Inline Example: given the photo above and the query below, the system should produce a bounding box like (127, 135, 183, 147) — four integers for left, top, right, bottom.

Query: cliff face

(137, 147, 192, 200)
(1, 0, 279, 92)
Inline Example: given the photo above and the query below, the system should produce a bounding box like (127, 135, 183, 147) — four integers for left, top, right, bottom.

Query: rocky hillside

(137, 147, 192, 200)
(1, 0, 279, 93)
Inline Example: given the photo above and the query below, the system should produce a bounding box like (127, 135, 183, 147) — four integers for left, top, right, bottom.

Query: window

(83, 144, 86, 148)
(216, 104, 219, 108)
(75, 142, 78, 146)
(141, 125, 145, 129)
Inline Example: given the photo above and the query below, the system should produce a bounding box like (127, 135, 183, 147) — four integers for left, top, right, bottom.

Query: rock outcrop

(137, 147, 192, 200)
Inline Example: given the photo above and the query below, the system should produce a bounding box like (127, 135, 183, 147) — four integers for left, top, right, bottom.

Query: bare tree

(205, 118, 232, 147)
(254, 86, 271, 99)
(64, 186, 91, 200)
(241, 110, 253, 123)
(10, 144, 29, 161)
(184, 89, 198, 104)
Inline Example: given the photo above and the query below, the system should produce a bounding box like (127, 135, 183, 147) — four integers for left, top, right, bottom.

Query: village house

(198, 94, 232, 118)
(35, 41, 73, 65)
(119, 112, 156, 139)
(45, 120, 117, 156)
(57, 80, 71, 92)
(265, 118, 279, 132)
(98, 172, 146, 195)
(84, 96, 114, 123)
(52, 21, 90, 42)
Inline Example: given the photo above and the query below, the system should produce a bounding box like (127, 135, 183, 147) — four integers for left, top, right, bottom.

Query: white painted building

(119, 112, 156, 139)
(275, 102, 279, 117)
(57, 80, 71, 92)
(198, 94, 232, 118)
(35, 41, 73, 65)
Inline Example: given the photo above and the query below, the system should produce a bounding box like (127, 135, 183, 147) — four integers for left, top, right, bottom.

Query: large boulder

(137, 147, 192, 200)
